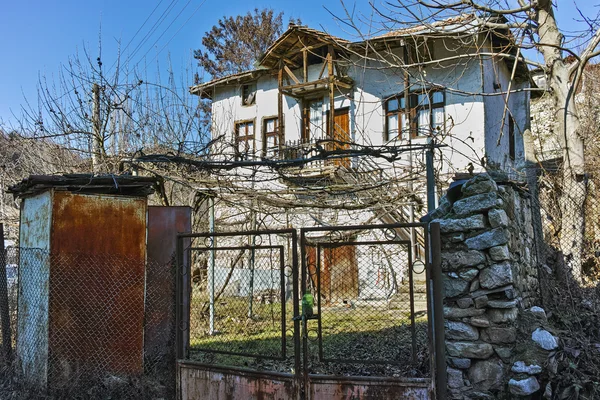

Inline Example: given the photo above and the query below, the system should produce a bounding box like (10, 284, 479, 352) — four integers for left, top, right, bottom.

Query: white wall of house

(209, 36, 527, 183)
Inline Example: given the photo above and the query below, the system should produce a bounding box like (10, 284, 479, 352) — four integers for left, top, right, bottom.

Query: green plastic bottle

(302, 292, 314, 318)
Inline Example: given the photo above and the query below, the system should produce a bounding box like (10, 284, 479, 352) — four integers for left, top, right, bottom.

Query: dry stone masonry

(432, 174, 546, 399)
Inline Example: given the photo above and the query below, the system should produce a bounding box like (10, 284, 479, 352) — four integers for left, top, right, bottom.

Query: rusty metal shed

(9, 174, 156, 388)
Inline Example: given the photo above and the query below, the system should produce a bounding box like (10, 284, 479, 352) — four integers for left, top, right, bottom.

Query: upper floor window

(235, 120, 255, 160)
(385, 90, 444, 141)
(242, 83, 256, 106)
(263, 117, 279, 156)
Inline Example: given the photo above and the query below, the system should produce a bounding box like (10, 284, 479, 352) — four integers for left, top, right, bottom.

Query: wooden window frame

(262, 116, 279, 156)
(384, 89, 445, 141)
(234, 119, 255, 160)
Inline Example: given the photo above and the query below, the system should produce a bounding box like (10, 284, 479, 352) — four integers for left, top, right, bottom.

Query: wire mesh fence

(187, 232, 295, 372)
(183, 225, 431, 379)
(0, 247, 176, 399)
(533, 167, 600, 286)
(302, 226, 430, 378)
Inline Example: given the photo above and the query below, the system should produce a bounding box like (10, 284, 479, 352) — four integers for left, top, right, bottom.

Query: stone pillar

(433, 174, 540, 398)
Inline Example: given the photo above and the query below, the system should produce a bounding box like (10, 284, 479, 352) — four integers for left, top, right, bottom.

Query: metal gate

(175, 223, 443, 400)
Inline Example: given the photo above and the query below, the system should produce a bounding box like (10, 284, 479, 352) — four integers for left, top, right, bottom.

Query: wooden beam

(318, 59, 327, 80)
(282, 57, 301, 69)
(327, 45, 335, 143)
(284, 65, 301, 85)
(278, 61, 285, 151)
(303, 49, 308, 83)
(282, 78, 329, 91)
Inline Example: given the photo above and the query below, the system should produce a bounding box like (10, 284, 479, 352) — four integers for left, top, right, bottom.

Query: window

(242, 83, 256, 106)
(302, 100, 324, 143)
(509, 116, 515, 160)
(235, 120, 255, 160)
(385, 90, 445, 141)
(263, 117, 279, 156)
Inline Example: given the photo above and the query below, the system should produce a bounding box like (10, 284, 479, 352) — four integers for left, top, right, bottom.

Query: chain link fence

(0, 247, 176, 399)
(183, 226, 431, 380)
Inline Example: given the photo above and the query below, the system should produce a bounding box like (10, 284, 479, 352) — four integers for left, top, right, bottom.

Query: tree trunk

(537, 3, 587, 282)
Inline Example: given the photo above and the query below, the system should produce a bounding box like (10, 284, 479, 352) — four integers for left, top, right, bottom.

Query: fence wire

(0, 247, 176, 399)
(184, 227, 431, 379)
(533, 168, 600, 285)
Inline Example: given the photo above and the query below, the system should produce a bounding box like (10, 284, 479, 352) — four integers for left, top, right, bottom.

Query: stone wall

(432, 174, 543, 398)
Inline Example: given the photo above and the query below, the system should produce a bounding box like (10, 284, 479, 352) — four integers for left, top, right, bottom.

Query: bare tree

(335, 0, 600, 282)
(15, 44, 208, 174)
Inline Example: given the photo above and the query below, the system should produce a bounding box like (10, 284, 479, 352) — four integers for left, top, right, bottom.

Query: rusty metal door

(176, 223, 442, 400)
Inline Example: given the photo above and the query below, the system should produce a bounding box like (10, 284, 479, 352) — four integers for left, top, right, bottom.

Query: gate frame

(175, 223, 445, 400)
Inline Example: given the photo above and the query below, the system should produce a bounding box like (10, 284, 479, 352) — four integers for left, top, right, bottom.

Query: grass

(188, 293, 430, 378)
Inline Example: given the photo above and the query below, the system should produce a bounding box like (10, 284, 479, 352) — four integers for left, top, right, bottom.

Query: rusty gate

(175, 223, 445, 400)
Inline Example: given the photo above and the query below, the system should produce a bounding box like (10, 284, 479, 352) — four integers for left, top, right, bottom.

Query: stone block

(532, 328, 558, 350)
(529, 306, 547, 321)
(457, 298, 474, 309)
(512, 361, 542, 375)
(487, 308, 518, 323)
(447, 342, 494, 359)
(445, 307, 486, 319)
(461, 174, 498, 197)
(453, 192, 503, 217)
(471, 284, 514, 298)
(488, 209, 509, 228)
(438, 214, 487, 233)
(494, 346, 513, 362)
(487, 300, 518, 309)
(468, 359, 504, 391)
(483, 327, 516, 344)
(479, 262, 513, 289)
(446, 321, 480, 341)
(449, 357, 472, 369)
(447, 367, 464, 389)
(459, 268, 479, 281)
(465, 228, 509, 250)
(444, 275, 470, 298)
(470, 316, 491, 328)
(509, 377, 540, 396)
(442, 250, 487, 271)
(489, 245, 510, 261)
(474, 295, 489, 309)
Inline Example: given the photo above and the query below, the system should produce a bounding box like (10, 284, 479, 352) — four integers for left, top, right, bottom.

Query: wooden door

(327, 107, 351, 167)
(322, 244, 358, 304)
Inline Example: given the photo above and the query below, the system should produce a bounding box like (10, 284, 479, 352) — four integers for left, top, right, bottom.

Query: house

(188, 15, 530, 301)
(191, 15, 530, 184)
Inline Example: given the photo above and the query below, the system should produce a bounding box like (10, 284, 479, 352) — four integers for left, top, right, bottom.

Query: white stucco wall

(208, 36, 527, 182)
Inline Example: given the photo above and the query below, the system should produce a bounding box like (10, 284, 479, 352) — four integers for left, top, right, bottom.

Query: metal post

(247, 207, 256, 319)
(430, 222, 447, 400)
(0, 223, 12, 365)
(208, 196, 216, 335)
(426, 139, 437, 213)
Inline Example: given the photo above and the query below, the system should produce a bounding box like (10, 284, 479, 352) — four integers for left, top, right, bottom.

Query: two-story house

(192, 16, 529, 182)
(189, 15, 530, 299)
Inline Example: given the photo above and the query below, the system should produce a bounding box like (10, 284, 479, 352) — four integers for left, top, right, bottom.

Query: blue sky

(0, 1, 597, 127)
